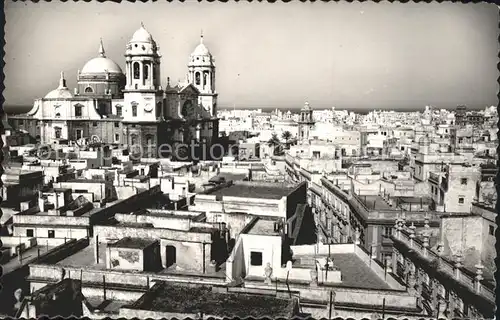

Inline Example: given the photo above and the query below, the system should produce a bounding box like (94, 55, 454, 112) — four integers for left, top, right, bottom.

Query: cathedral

(10, 24, 220, 160)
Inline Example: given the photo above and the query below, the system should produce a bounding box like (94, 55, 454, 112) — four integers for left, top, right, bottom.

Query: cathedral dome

(81, 57, 123, 74)
(81, 40, 123, 74)
(45, 72, 73, 99)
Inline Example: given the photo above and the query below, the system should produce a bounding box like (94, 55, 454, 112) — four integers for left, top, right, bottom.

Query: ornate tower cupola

(298, 102, 315, 142)
(187, 31, 218, 117)
(124, 23, 162, 92)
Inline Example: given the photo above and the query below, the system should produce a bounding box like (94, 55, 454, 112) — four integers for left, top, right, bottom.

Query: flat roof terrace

(246, 218, 280, 236)
(294, 252, 391, 290)
(128, 281, 295, 318)
(2, 244, 55, 274)
(358, 195, 394, 211)
(207, 182, 295, 200)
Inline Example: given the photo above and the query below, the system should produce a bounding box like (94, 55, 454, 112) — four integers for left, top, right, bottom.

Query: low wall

(93, 225, 212, 243)
(28, 264, 226, 290)
(244, 281, 416, 309)
(291, 243, 354, 256)
(119, 308, 198, 319)
(274, 266, 313, 282)
(13, 214, 90, 226)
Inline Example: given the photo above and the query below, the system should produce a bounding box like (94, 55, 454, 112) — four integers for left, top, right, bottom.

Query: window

(75, 105, 83, 117)
(203, 71, 209, 87)
(250, 251, 263, 266)
(143, 64, 149, 80)
(132, 105, 138, 117)
(84, 87, 93, 93)
(48, 230, 55, 238)
(98, 104, 106, 114)
(133, 62, 140, 79)
(26, 229, 34, 237)
(195, 72, 201, 85)
(461, 178, 467, 185)
(76, 129, 83, 140)
(115, 134, 120, 142)
(54, 127, 62, 139)
(383, 226, 393, 237)
(93, 122, 98, 127)
(114, 122, 119, 128)
(116, 106, 122, 117)
(489, 225, 494, 235)
(458, 197, 464, 204)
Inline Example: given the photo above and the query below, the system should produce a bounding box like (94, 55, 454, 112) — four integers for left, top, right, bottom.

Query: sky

(4, 1, 499, 113)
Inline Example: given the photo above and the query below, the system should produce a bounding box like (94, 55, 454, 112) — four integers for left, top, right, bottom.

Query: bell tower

(187, 32, 218, 117)
(298, 102, 315, 143)
(123, 23, 164, 122)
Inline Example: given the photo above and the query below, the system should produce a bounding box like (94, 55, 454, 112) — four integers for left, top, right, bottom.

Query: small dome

(191, 35, 211, 57)
(130, 24, 154, 44)
(302, 102, 311, 110)
(45, 72, 73, 99)
(45, 88, 73, 99)
(81, 57, 123, 74)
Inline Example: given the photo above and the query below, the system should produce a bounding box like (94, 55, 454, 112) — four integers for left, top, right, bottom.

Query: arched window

(55, 113, 61, 118)
(156, 101, 162, 118)
(132, 104, 138, 117)
(84, 87, 93, 93)
(133, 62, 140, 79)
(115, 105, 123, 117)
(143, 64, 149, 80)
(203, 71, 209, 88)
(195, 72, 201, 85)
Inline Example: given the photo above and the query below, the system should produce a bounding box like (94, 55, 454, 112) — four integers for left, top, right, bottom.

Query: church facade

(10, 24, 220, 160)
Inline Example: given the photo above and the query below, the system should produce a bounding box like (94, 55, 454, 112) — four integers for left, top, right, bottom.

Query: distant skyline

(4, 2, 499, 114)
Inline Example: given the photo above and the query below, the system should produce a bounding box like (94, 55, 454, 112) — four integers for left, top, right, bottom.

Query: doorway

(166, 245, 177, 268)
